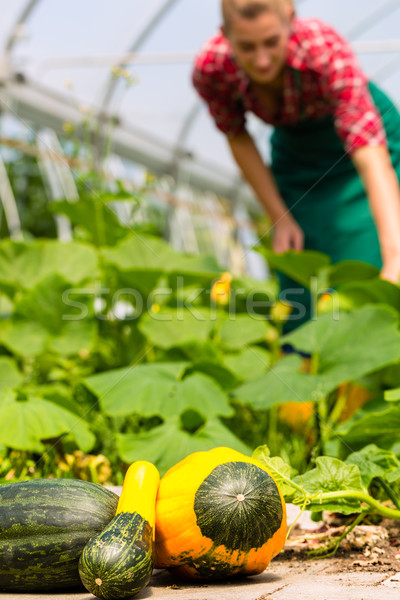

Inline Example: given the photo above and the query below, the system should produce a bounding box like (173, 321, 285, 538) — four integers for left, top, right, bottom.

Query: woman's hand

(227, 132, 304, 253)
(272, 215, 304, 253)
(380, 252, 400, 285)
(352, 145, 400, 286)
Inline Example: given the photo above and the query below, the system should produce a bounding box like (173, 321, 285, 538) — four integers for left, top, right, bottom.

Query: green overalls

(270, 80, 400, 330)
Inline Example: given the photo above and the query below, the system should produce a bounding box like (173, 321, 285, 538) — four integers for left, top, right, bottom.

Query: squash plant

(234, 303, 400, 460)
(254, 444, 400, 555)
(1, 211, 400, 485)
(0, 227, 282, 478)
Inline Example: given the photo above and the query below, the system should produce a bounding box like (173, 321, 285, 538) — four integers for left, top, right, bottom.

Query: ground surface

(2, 505, 400, 599)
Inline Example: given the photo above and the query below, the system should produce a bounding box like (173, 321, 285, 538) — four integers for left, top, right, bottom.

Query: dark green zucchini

(0, 478, 118, 592)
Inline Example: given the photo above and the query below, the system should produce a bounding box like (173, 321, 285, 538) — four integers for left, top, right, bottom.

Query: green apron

(270, 80, 400, 331)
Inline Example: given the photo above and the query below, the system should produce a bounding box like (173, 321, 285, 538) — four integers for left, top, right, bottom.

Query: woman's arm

(227, 130, 304, 252)
(352, 144, 400, 284)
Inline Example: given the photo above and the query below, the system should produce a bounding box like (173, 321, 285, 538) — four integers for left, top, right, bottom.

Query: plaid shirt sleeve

(192, 37, 247, 137)
(293, 20, 387, 153)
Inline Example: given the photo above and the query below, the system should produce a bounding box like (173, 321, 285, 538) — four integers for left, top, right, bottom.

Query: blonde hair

(222, 0, 295, 30)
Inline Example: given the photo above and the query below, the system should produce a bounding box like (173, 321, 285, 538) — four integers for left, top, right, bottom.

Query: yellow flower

(270, 300, 292, 322)
(151, 303, 161, 313)
(111, 66, 122, 77)
(62, 121, 75, 134)
(210, 272, 232, 305)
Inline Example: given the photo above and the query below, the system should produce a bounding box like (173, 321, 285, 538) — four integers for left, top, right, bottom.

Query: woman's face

(225, 10, 292, 85)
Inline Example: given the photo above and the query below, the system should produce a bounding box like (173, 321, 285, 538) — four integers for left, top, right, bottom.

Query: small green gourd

(79, 461, 159, 600)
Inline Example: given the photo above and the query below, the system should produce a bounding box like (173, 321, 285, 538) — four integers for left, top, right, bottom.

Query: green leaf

(138, 308, 214, 349)
(117, 417, 250, 475)
(15, 274, 93, 335)
(229, 275, 279, 315)
(166, 254, 223, 288)
(283, 306, 400, 389)
(1, 321, 48, 357)
(0, 357, 24, 396)
(35, 383, 84, 417)
(185, 360, 242, 391)
(264, 249, 331, 289)
(385, 388, 400, 402)
(327, 279, 400, 313)
(174, 340, 221, 363)
(85, 365, 231, 419)
(49, 320, 97, 357)
(0, 293, 13, 316)
(387, 467, 400, 484)
(253, 445, 298, 499)
(0, 239, 98, 292)
(345, 444, 400, 488)
(223, 347, 271, 381)
(218, 314, 271, 350)
(51, 197, 130, 246)
(294, 457, 364, 514)
(234, 354, 326, 409)
(172, 374, 234, 418)
(231, 274, 279, 299)
(0, 389, 95, 452)
(102, 233, 176, 271)
(8, 274, 96, 357)
(83, 362, 188, 417)
(102, 234, 177, 297)
(334, 402, 400, 450)
(317, 261, 379, 290)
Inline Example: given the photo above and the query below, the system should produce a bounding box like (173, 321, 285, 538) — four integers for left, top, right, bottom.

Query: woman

(192, 0, 400, 327)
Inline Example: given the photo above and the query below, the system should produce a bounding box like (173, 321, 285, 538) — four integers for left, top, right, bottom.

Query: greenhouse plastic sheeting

(1, 0, 400, 199)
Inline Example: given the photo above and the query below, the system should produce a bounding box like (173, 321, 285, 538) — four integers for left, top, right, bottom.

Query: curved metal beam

(171, 101, 202, 174)
(372, 54, 400, 84)
(100, 0, 181, 113)
(5, 0, 41, 53)
(344, 0, 400, 40)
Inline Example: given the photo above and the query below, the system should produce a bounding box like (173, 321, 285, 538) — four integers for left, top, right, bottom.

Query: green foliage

(1, 190, 400, 487)
(345, 444, 400, 488)
(3, 154, 56, 239)
(117, 418, 250, 476)
(263, 249, 331, 288)
(254, 445, 400, 520)
(0, 389, 95, 453)
(234, 305, 400, 408)
(334, 401, 400, 450)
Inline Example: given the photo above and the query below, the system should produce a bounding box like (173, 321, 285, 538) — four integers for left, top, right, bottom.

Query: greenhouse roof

(2, 0, 400, 200)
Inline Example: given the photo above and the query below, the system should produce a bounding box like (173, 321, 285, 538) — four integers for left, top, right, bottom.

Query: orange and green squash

(79, 461, 159, 600)
(155, 447, 286, 580)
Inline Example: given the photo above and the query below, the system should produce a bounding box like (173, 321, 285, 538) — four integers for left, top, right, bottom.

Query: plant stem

(327, 385, 348, 429)
(268, 407, 278, 455)
(309, 352, 320, 375)
(313, 490, 400, 520)
(309, 512, 366, 559)
(375, 476, 400, 511)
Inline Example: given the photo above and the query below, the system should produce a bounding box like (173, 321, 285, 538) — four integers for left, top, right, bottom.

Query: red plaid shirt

(192, 18, 386, 153)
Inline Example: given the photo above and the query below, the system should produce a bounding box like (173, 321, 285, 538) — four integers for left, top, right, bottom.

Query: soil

(278, 513, 400, 575)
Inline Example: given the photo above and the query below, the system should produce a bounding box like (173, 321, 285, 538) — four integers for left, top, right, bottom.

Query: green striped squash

(0, 478, 119, 592)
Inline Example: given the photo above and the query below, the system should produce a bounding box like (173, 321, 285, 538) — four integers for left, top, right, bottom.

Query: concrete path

(2, 562, 400, 600)
(2, 504, 399, 599)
